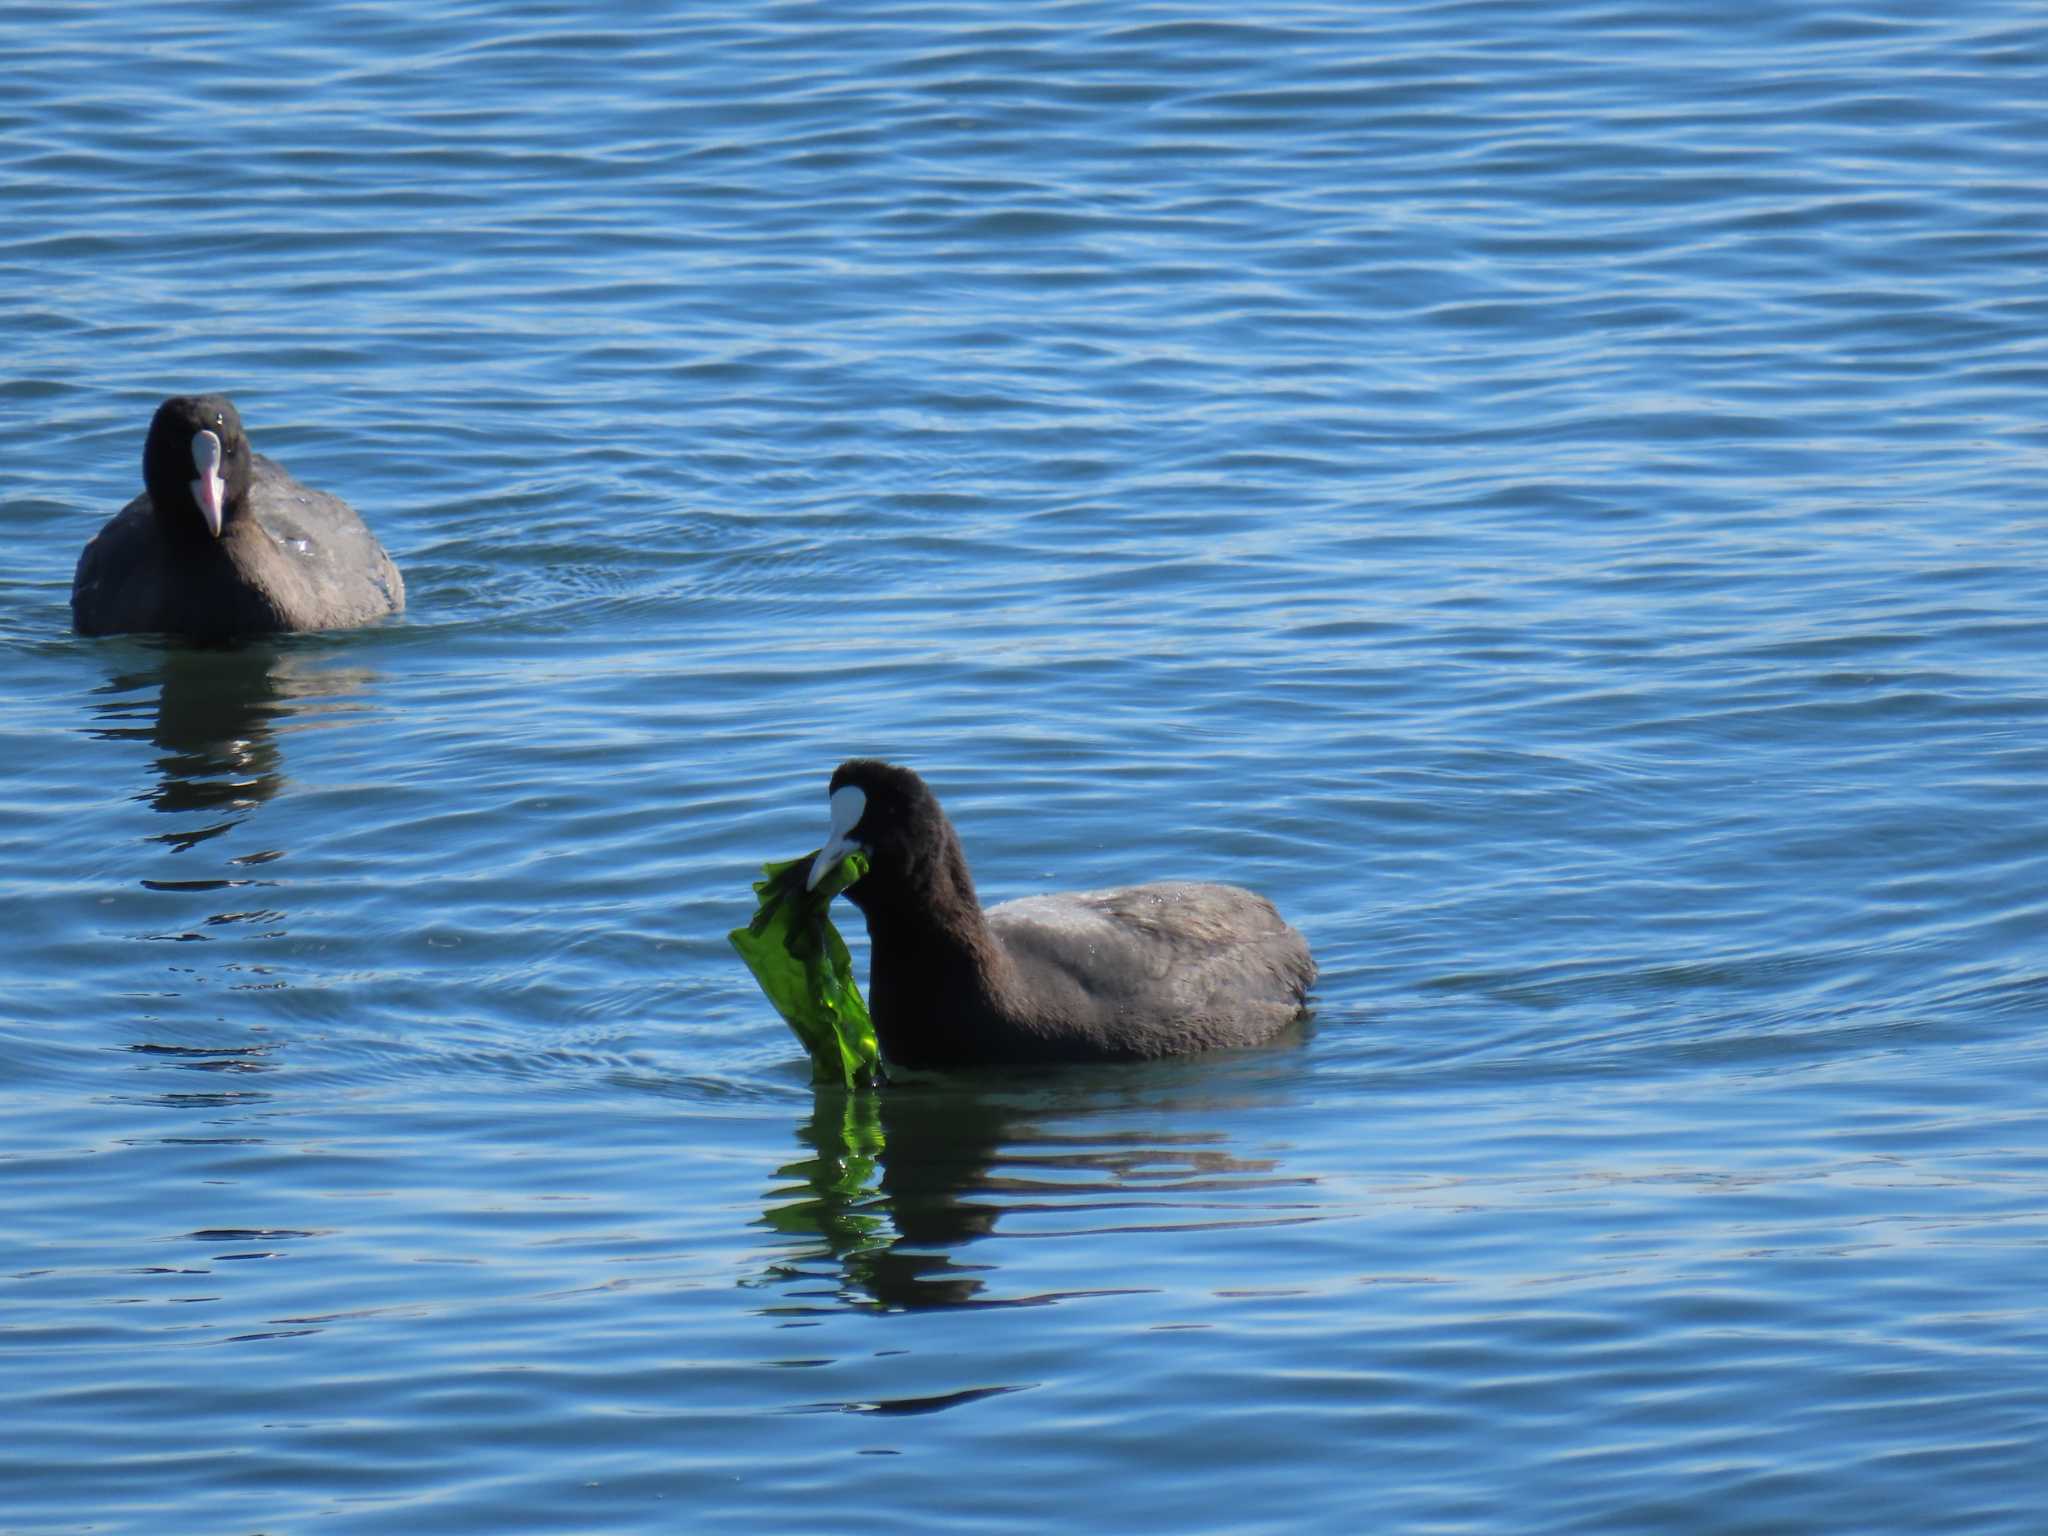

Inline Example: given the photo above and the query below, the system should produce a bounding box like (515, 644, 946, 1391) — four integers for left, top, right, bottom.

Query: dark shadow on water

(86, 643, 380, 854)
(754, 1051, 1320, 1313)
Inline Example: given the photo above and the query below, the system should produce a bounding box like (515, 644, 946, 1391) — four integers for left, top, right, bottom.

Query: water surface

(4, 3, 2047, 1532)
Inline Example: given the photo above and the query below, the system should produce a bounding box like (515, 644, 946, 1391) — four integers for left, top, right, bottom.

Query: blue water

(5, 3, 2048, 1532)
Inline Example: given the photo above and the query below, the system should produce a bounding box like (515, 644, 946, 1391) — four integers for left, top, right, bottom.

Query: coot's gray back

(988, 881, 1317, 1059)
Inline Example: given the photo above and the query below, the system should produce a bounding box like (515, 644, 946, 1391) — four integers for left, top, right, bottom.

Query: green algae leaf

(729, 851, 880, 1090)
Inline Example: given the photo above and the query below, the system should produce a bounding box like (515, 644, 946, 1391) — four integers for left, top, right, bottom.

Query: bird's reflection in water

(85, 644, 383, 1108)
(88, 644, 379, 854)
(756, 1062, 1319, 1313)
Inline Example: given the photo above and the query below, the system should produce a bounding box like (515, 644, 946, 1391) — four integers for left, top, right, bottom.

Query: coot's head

(807, 759, 969, 913)
(143, 395, 253, 544)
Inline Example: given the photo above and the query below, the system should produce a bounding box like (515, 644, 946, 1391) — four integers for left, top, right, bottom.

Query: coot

(72, 395, 404, 640)
(806, 759, 1316, 1068)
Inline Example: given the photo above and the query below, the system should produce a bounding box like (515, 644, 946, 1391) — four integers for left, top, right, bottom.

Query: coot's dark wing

(988, 881, 1315, 1056)
(243, 454, 405, 630)
(71, 494, 168, 636)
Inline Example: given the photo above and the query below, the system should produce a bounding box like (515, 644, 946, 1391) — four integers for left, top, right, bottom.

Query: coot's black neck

(842, 827, 1026, 1068)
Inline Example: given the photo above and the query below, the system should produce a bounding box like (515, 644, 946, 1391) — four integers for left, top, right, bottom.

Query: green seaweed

(729, 851, 881, 1089)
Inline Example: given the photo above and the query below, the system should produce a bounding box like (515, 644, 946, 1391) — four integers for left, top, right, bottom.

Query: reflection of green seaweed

(751, 1087, 1013, 1311)
(729, 852, 880, 1089)
(758, 1091, 890, 1259)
